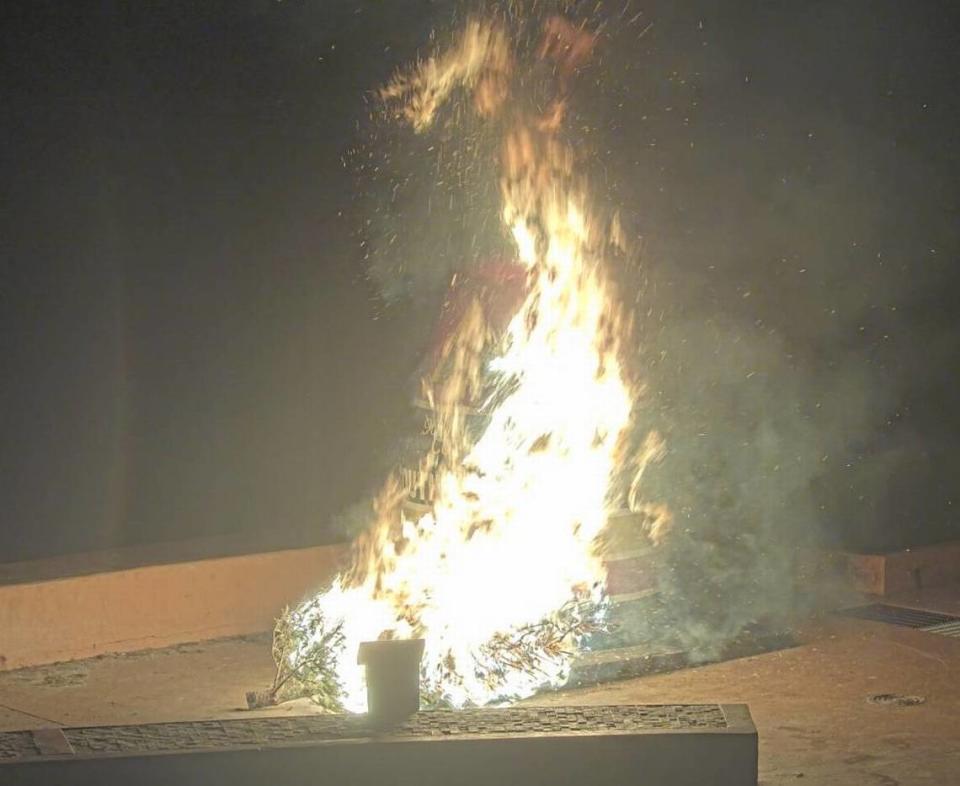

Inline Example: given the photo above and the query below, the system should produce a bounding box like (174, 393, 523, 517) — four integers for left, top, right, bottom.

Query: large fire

(291, 12, 664, 711)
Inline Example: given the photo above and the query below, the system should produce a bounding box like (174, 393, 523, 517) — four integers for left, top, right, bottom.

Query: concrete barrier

(0, 540, 347, 671)
(0, 705, 759, 786)
(0, 535, 662, 672)
(833, 540, 960, 596)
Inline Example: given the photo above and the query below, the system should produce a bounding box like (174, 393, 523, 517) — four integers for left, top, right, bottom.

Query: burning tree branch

(265, 5, 666, 713)
(247, 600, 345, 710)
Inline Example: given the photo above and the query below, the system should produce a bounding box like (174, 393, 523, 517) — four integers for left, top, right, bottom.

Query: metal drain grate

(836, 603, 960, 629)
(924, 620, 960, 638)
(866, 693, 926, 707)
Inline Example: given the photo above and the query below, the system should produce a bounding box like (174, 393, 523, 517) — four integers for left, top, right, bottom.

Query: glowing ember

(291, 12, 663, 711)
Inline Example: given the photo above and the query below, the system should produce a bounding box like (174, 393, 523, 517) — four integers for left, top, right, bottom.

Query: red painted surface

(426, 258, 528, 368)
(604, 555, 658, 597)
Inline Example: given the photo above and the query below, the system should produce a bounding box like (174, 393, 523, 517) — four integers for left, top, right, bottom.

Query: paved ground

(540, 616, 960, 785)
(1, 587, 958, 785)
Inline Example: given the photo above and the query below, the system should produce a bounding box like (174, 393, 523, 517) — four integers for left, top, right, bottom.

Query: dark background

(2, 0, 958, 563)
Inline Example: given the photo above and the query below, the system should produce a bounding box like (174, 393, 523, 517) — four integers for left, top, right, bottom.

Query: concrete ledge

(0, 541, 347, 671)
(823, 540, 960, 596)
(0, 536, 659, 672)
(0, 705, 758, 786)
(570, 630, 796, 688)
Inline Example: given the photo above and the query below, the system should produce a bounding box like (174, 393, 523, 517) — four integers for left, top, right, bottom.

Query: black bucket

(357, 639, 425, 724)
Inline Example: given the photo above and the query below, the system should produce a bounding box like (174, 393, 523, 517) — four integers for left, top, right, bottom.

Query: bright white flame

(296, 15, 651, 712)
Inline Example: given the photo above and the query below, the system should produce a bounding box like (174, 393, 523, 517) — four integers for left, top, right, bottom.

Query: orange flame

(296, 14, 665, 710)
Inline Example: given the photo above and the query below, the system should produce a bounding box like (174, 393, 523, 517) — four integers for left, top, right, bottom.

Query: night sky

(2, 0, 958, 563)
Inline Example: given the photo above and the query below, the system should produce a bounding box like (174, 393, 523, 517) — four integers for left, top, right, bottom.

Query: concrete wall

(0, 543, 346, 671)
